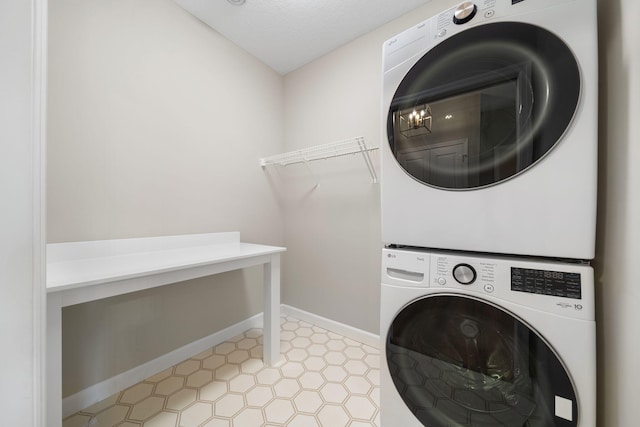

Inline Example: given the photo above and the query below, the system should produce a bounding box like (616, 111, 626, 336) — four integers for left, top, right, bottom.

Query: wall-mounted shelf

(260, 136, 379, 183)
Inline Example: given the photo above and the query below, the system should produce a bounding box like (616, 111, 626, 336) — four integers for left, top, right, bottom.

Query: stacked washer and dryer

(379, 1, 598, 426)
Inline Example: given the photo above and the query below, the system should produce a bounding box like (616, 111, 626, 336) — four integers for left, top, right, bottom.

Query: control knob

(453, 263, 477, 285)
(453, 2, 478, 25)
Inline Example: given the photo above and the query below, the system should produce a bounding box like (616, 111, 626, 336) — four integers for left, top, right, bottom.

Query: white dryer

(380, 247, 596, 427)
(381, 0, 598, 259)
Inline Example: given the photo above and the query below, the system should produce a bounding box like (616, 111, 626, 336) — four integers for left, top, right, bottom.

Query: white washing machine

(381, 0, 598, 260)
(380, 247, 596, 426)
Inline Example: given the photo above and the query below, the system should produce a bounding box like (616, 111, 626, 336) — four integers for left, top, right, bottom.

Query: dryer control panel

(382, 0, 582, 73)
(382, 248, 594, 321)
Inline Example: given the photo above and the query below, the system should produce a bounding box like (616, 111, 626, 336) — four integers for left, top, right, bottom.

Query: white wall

(279, 0, 458, 335)
(596, 0, 640, 425)
(47, 0, 284, 396)
(0, 0, 45, 425)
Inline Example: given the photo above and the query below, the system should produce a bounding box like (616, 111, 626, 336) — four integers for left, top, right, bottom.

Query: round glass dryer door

(387, 23, 580, 189)
(386, 295, 578, 426)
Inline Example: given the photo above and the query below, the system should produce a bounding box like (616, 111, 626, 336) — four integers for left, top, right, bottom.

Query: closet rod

(260, 136, 379, 183)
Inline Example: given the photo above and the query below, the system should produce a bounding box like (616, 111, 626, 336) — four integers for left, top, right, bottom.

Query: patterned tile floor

(63, 316, 380, 427)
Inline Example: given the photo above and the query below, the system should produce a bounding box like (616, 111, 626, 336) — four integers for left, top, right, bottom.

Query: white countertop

(47, 232, 286, 293)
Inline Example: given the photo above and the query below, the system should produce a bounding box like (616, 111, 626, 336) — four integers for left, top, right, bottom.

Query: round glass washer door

(387, 22, 580, 190)
(386, 295, 578, 426)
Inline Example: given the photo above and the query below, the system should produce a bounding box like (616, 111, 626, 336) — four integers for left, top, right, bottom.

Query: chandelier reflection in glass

(398, 103, 432, 138)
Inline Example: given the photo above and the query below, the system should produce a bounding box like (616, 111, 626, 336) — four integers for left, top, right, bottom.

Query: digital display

(511, 267, 581, 299)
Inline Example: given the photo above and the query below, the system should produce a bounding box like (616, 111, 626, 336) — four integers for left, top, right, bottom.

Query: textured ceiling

(174, 0, 432, 75)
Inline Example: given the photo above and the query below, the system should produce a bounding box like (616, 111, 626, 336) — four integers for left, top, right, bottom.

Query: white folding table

(46, 232, 285, 425)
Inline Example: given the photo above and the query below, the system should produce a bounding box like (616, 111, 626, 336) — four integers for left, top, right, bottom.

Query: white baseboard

(62, 313, 263, 418)
(281, 304, 380, 349)
(63, 305, 380, 417)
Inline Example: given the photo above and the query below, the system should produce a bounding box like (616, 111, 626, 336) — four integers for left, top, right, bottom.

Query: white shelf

(260, 136, 379, 183)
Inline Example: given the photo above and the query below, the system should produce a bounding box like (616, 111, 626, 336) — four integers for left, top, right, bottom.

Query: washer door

(387, 22, 580, 190)
(386, 295, 578, 426)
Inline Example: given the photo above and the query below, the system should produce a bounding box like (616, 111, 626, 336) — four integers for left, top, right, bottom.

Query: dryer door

(387, 22, 580, 190)
(386, 294, 578, 426)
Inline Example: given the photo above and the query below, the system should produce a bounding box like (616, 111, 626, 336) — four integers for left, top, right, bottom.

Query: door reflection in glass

(387, 22, 581, 190)
(392, 78, 528, 189)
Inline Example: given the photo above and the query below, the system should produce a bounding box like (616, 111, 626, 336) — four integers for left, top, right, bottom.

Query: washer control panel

(382, 248, 595, 321)
(433, 254, 496, 293)
(511, 267, 582, 299)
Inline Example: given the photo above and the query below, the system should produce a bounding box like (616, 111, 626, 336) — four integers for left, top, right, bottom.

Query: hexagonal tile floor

(63, 316, 380, 427)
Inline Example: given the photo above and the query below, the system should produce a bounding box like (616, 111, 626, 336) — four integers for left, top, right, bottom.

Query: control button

(453, 264, 477, 285)
(437, 277, 447, 285)
(484, 284, 495, 293)
(484, 9, 495, 18)
(437, 29, 447, 38)
(453, 2, 478, 25)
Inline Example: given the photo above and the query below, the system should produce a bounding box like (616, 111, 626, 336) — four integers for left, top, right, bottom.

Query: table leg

(263, 254, 281, 366)
(47, 294, 62, 427)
